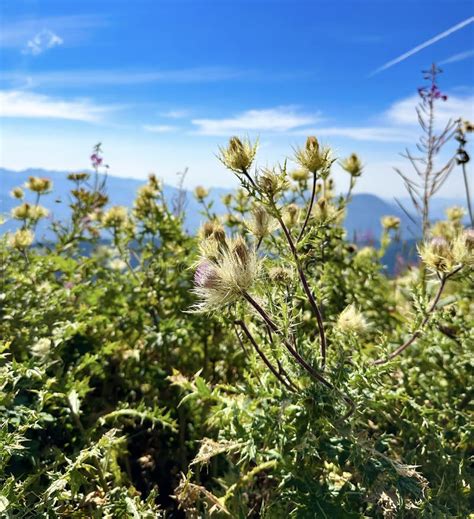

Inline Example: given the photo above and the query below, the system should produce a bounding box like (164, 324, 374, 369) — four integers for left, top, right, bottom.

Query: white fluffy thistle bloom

(336, 304, 367, 334)
(191, 236, 258, 312)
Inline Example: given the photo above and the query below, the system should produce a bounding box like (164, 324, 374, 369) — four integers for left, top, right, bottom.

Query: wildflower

(194, 186, 209, 200)
(381, 216, 400, 231)
(445, 206, 466, 223)
(192, 236, 258, 312)
(451, 230, 474, 266)
(221, 193, 233, 206)
(290, 169, 310, 183)
(218, 136, 258, 173)
(294, 136, 332, 173)
(199, 221, 226, 245)
(257, 168, 289, 200)
(340, 153, 363, 177)
(336, 304, 367, 334)
(268, 266, 292, 284)
(102, 206, 129, 229)
(282, 203, 299, 228)
(10, 187, 24, 199)
(419, 237, 454, 273)
(9, 229, 34, 249)
(313, 197, 343, 224)
(67, 172, 90, 182)
(246, 205, 276, 240)
(90, 153, 103, 168)
(25, 176, 52, 194)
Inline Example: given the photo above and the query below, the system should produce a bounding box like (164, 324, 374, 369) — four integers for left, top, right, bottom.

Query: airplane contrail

(370, 16, 474, 76)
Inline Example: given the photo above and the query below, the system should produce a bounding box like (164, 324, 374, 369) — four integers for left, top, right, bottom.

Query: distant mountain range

(0, 168, 467, 242)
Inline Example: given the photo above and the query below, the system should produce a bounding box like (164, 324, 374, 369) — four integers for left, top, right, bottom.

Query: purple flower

(90, 153, 103, 168)
(194, 261, 219, 289)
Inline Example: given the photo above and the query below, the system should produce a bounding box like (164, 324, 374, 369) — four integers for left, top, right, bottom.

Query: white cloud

(143, 124, 177, 133)
(23, 29, 63, 55)
(161, 109, 190, 119)
(439, 50, 474, 65)
(0, 90, 111, 122)
(192, 107, 321, 135)
(386, 93, 474, 126)
(295, 126, 416, 143)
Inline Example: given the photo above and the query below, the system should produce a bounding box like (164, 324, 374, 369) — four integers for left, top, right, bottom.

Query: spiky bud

(294, 137, 332, 173)
(194, 186, 209, 200)
(218, 137, 258, 173)
(381, 216, 400, 231)
(340, 153, 363, 177)
(247, 205, 275, 240)
(9, 228, 34, 249)
(102, 206, 129, 229)
(26, 176, 52, 194)
(10, 187, 24, 199)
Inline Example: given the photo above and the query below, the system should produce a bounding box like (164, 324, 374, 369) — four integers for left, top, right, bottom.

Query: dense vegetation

(1, 69, 473, 518)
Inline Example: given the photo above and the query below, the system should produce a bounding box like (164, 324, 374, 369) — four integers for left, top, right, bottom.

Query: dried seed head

(67, 172, 90, 182)
(268, 266, 292, 284)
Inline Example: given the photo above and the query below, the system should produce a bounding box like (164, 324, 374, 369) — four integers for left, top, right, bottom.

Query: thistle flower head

(10, 187, 24, 199)
(381, 215, 400, 231)
(67, 172, 90, 182)
(451, 230, 474, 266)
(246, 205, 276, 240)
(268, 266, 292, 284)
(218, 136, 258, 173)
(313, 197, 344, 224)
(11, 203, 49, 222)
(192, 236, 258, 312)
(257, 168, 289, 200)
(9, 228, 34, 250)
(290, 168, 310, 183)
(445, 206, 466, 223)
(26, 176, 52, 194)
(340, 153, 363, 177)
(102, 206, 129, 229)
(282, 203, 300, 228)
(336, 304, 367, 334)
(294, 136, 332, 173)
(199, 221, 226, 245)
(194, 186, 209, 201)
(419, 237, 454, 273)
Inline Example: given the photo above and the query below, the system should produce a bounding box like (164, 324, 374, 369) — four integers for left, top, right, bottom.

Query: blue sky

(1, 0, 473, 197)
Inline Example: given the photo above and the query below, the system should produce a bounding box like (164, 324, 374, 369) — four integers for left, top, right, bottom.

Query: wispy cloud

(161, 109, 190, 119)
(0, 90, 112, 122)
(386, 93, 474, 126)
(0, 15, 105, 49)
(143, 124, 177, 133)
(192, 107, 321, 135)
(370, 16, 474, 75)
(439, 49, 474, 65)
(294, 126, 416, 143)
(23, 30, 63, 56)
(1, 67, 309, 89)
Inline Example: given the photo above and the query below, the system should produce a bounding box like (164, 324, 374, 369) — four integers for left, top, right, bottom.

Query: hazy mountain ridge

(0, 168, 466, 241)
